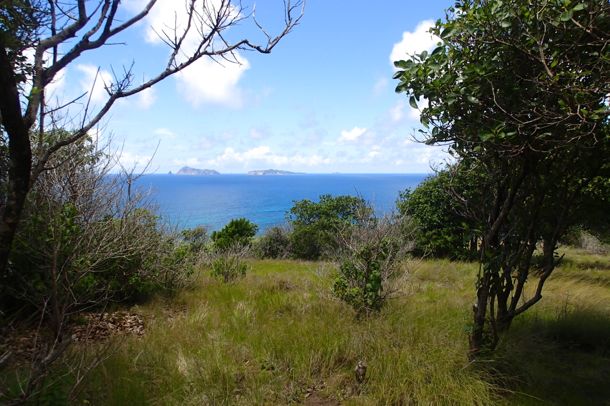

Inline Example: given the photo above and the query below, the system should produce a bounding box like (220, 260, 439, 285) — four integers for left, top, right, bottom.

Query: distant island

(247, 169, 304, 176)
(176, 166, 220, 176)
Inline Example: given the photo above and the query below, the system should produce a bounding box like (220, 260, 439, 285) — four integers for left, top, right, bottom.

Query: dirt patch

(71, 311, 144, 341)
(1, 311, 144, 365)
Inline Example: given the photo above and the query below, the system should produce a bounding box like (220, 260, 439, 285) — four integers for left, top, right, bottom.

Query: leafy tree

(211, 218, 258, 250)
(0, 0, 303, 278)
(287, 194, 372, 260)
(394, 0, 609, 356)
(397, 166, 482, 259)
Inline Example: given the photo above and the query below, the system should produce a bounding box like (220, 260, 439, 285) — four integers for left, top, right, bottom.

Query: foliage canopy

(394, 0, 610, 355)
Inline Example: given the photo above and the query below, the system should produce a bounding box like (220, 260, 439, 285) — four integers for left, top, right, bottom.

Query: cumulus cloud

(76, 64, 112, 104)
(339, 126, 367, 142)
(390, 20, 439, 66)
(207, 146, 333, 168)
(176, 56, 250, 107)
(129, 0, 249, 107)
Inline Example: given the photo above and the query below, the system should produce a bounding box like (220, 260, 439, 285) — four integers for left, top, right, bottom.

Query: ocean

(134, 173, 429, 232)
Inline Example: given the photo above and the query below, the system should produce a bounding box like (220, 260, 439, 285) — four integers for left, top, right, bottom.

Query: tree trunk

(0, 45, 33, 278)
(469, 279, 489, 359)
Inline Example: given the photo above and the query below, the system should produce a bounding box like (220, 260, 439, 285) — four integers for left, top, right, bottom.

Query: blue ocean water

(134, 174, 428, 232)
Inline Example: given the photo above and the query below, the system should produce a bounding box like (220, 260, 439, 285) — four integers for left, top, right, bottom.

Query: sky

(43, 0, 455, 174)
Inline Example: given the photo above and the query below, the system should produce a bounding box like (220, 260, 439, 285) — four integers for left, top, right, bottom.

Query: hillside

(62, 248, 610, 404)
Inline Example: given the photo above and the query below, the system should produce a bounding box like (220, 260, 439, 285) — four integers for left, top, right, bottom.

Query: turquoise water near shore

(135, 173, 428, 232)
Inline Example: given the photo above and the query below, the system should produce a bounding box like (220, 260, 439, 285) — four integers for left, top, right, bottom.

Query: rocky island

(176, 166, 220, 175)
(247, 169, 304, 176)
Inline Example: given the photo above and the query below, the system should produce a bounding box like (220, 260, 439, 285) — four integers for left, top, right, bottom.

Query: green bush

(254, 226, 291, 259)
(211, 218, 258, 250)
(288, 194, 371, 260)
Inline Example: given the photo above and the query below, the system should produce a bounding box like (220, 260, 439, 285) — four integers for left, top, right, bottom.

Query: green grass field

(36, 248, 610, 404)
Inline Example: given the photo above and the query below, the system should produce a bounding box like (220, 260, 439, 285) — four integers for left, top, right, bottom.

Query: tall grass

(41, 249, 610, 404)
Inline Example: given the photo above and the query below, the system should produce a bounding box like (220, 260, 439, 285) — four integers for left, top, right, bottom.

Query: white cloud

(118, 151, 153, 169)
(131, 0, 249, 107)
(390, 100, 405, 122)
(154, 127, 176, 138)
(173, 157, 204, 167)
(87, 127, 102, 145)
(76, 64, 112, 104)
(175, 56, 249, 108)
(339, 126, 367, 142)
(368, 145, 381, 158)
(390, 20, 439, 67)
(409, 97, 429, 120)
(45, 68, 67, 100)
(207, 146, 332, 168)
(136, 87, 156, 109)
(390, 97, 429, 123)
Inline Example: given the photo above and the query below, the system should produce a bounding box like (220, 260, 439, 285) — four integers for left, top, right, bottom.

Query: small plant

(332, 214, 411, 316)
(209, 245, 250, 283)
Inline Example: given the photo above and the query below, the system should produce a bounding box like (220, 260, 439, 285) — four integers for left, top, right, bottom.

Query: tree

(211, 218, 258, 250)
(394, 0, 609, 356)
(287, 194, 372, 260)
(0, 0, 304, 277)
(396, 165, 482, 260)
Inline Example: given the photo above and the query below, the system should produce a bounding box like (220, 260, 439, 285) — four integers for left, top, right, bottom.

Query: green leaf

(572, 3, 585, 11)
(440, 26, 455, 39)
(560, 9, 573, 21)
(500, 20, 511, 28)
(409, 96, 418, 109)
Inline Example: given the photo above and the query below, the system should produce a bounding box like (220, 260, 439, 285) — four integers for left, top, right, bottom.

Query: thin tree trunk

(469, 274, 490, 358)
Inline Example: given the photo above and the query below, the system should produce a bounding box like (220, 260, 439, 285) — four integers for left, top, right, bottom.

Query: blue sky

(45, 0, 454, 174)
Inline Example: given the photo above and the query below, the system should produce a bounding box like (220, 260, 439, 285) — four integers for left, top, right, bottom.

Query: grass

(19, 248, 610, 404)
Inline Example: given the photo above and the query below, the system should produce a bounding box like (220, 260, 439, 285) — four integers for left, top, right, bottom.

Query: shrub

(332, 215, 411, 316)
(211, 218, 258, 250)
(181, 225, 209, 253)
(288, 194, 372, 260)
(254, 226, 291, 259)
(208, 245, 250, 283)
(1, 137, 196, 328)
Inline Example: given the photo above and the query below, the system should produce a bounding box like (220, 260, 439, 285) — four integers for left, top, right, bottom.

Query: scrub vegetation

(1, 0, 609, 404)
